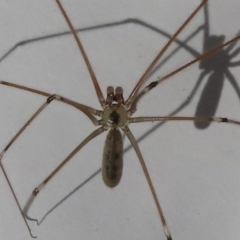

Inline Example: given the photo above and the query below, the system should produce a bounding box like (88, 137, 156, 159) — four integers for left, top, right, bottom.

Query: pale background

(0, 0, 240, 240)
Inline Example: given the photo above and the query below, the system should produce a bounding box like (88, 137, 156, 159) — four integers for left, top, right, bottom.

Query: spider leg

(123, 126, 172, 240)
(23, 127, 105, 226)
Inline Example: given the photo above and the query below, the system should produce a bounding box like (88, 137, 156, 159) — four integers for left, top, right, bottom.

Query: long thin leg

(128, 27, 206, 114)
(130, 116, 240, 126)
(0, 94, 99, 238)
(0, 80, 102, 119)
(147, 25, 203, 80)
(130, 35, 240, 108)
(156, 37, 240, 85)
(55, 0, 105, 106)
(0, 95, 64, 239)
(129, 69, 208, 115)
(123, 126, 172, 240)
(0, 94, 98, 162)
(126, 0, 208, 106)
(0, 162, 37, 238)
(23, 126, 105, 224)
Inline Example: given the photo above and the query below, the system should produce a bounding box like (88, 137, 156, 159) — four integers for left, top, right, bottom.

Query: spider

(0, 0, 240, 239)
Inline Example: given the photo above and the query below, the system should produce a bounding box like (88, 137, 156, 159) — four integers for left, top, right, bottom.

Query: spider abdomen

(102, 128, 123, 188)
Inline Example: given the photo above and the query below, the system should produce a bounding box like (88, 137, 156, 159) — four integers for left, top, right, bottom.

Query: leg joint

(46, 94, 61, 103)
(32, 188, 39, 196)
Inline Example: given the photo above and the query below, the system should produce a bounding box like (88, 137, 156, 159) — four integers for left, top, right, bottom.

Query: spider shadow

(149, 3, 240, 129)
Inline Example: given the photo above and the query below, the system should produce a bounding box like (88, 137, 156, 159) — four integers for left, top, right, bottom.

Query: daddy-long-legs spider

(0, 0, 240, 240)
